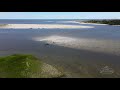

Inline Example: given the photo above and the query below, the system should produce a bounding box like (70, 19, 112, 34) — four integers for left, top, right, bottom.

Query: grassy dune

(0, 54, 64, 78)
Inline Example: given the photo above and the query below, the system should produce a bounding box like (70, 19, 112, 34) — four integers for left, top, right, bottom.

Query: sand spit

(33, 35, 120, 56)
(77, 22, 108, 25)
(78, 22, 120, 26)
(0, 24, 94, 29)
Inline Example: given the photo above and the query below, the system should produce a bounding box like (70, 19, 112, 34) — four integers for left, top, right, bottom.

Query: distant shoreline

(0, 24, 94, 29)
(79, 22, 108, 25)
(79, 20, 120, 25)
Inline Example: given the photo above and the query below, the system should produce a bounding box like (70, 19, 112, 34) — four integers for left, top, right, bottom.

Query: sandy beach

(0, 24, 94, 29)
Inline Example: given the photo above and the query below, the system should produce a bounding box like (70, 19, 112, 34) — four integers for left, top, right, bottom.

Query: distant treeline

(84, 20, 120, 25)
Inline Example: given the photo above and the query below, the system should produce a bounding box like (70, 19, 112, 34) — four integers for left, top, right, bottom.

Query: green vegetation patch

(0, 24, 8, 26)
(0, 54, 63, 78)
(84, 20, 120, 25)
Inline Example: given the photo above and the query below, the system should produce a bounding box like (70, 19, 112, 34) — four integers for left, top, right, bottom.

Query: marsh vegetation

(0, 24, 8, 26)
(0, 54, 64, 78)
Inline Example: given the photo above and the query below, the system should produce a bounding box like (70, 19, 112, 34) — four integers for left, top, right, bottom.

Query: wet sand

(33, 35, 120, 56)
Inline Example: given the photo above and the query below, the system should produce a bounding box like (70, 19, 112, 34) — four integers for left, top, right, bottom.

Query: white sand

(0, 24, 94, 29)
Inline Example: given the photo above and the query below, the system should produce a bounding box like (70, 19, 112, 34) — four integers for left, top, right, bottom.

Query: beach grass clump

(0, 54, 64, 78)
(0, 24, 8, 26)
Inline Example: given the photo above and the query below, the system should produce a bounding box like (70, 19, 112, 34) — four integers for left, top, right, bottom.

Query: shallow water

(0, 20, 120, 77)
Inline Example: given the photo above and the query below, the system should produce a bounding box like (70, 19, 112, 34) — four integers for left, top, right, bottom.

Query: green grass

(0, 24, 8, 26)
(0, 54, 63, 78)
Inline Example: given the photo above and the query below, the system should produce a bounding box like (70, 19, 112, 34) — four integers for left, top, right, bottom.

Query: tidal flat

(0, 20, 120, 78)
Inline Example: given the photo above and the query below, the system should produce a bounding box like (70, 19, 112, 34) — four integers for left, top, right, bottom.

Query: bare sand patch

(33, 35, 120, 56)
(0, 24, 94, 29)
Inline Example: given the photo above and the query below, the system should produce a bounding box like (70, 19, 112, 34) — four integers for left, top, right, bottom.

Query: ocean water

(0, 19, 83, 24)
(0, 19, 120, 77)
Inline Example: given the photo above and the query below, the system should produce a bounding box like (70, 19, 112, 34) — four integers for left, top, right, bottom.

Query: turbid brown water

(0, 22, 120, 78)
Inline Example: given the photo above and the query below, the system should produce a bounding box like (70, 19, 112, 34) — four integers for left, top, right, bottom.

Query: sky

(0, 12, 120, 19)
